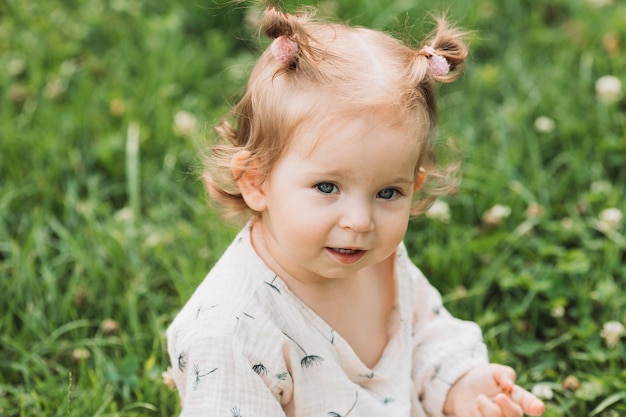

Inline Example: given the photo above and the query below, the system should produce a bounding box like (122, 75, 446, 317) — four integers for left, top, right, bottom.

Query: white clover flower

(482, 204, 511, 227)
(595, 75, 622, 104)
(60, 59, 79, 77)
(562, 375, 581, 391)
(8, 58, 25, 76)
(561, 217, 575, 230)
(600, 320, 624, 348)
(114, 207, 133, 222)
(101, 318, 119, 335)
(550, 306, 565, 318)
(590, 181, 612, 195)
(173, 110, 198, 137)
(72, 348, 91, 361)
(426, 200, 451, 222)
(597, 208, 623, 233)
(534, 116, 555, 134)
(531, 383, 554, 400)
(525, 202, 545, 219)
(162, 366, 176, 389)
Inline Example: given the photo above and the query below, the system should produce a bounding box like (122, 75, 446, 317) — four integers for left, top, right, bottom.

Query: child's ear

(231, 150, 267, 212)
(413, 167, 427, 192)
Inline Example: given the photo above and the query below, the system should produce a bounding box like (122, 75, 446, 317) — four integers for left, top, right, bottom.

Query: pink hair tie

(419, 45, 450, 77)
(271, 35, 299, 65)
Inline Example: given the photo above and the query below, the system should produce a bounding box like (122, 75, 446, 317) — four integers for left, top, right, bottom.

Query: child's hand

(443, 364, 545, 417)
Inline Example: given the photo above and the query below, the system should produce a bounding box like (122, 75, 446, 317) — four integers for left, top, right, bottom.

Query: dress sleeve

(409, 265, 489, 417)
(167, 320, 292, 417)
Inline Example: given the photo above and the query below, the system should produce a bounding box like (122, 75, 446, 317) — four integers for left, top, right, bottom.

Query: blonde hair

(203, 6, 468, 223)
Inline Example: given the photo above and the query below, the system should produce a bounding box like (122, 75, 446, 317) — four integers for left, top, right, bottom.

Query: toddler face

(254, 112, 423, 284)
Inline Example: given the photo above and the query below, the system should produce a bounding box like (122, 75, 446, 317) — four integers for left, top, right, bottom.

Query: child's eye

(315, 182, 338, 194)
(377, 188, 401, 200)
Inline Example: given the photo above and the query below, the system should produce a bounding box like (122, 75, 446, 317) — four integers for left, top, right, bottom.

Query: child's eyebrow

(390, 177, 415, 185)
(307, 169, 414, 185)
(383, 177, 415, 188)
(304, 168, 349, 178)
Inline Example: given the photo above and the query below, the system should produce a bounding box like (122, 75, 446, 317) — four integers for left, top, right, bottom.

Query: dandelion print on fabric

(177, 350, 187, 372)
(327, 391, 359, 417)
(283, 332, 324, 368)
(252, 363, 269, 376)
(264, 275, 281, 294)
(192, 363, 217, 391)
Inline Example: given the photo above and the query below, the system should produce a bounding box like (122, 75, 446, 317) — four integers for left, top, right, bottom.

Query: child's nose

(338, 199, 375, 232)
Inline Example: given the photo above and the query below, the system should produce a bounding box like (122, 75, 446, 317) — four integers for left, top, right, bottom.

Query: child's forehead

(304, 102, 420, 132)
(289, 109, 422, 156)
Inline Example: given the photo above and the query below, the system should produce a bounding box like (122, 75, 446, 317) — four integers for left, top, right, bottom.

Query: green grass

(1, 0, 625, 416)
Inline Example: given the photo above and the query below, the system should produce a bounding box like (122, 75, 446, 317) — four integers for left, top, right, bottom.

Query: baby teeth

(335, 248, 359, 254)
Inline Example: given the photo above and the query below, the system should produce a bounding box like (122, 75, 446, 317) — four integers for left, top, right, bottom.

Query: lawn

(1, 0, 625, 416)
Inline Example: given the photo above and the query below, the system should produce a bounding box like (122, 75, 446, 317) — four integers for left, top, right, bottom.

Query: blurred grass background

(1, 0, 625, 416)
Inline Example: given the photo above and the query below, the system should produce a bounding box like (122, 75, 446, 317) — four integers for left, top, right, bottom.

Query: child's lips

(326, 247, 366, 264)
(333, 248, 361, 255)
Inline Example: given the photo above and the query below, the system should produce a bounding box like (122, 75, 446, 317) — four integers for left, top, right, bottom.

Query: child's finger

(511, 385, 546, 416)
(494, 393, 524, 417)
(476, 394, 502, 417)
(492, 365, 517, 393)
(470, 407, 483, 417)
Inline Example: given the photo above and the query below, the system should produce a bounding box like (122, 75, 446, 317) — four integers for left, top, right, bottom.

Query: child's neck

(250, 220, 397, 368)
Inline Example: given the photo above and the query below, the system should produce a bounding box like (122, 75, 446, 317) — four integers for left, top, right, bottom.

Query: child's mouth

(332, 248, 361, 255)
(326, 247, 366, 264)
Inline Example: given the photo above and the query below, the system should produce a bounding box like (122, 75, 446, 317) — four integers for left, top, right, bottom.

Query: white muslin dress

(167, 224, 488, 417)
